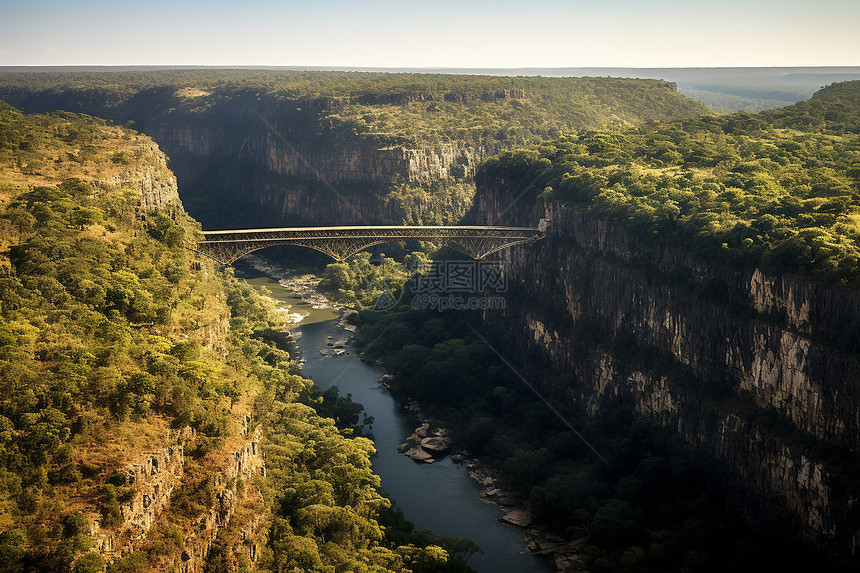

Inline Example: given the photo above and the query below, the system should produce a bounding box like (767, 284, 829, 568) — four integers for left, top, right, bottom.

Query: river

(234, 259, 554, 573)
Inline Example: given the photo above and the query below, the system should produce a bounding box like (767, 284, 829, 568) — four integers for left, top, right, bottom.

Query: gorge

(1, 70, 859, 572)
(0, 70, 709, 227)
(471, 183, 860, 553)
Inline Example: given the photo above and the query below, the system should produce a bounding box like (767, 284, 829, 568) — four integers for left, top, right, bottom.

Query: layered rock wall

(147, 121, 496, 225)
(91, 443, 186, 557)
(91, 423, 266, 570)
(103, 139, 183, 215)
(168, 424, 266, 573)
(471, 185, 860, 550)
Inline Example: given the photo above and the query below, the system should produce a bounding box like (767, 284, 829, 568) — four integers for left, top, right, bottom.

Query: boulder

(415, 422, 431, 439)
(501, 508, 533, 527)
(405, 447, 435, 463)
(420, 436, 452, 455)
(342, 309, 360, 325)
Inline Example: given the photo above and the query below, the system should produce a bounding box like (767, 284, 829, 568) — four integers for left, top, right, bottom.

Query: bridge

(193, 225, 546, 265)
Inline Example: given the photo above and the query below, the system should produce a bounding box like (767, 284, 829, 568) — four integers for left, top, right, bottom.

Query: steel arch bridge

(192, 225, 545, 265)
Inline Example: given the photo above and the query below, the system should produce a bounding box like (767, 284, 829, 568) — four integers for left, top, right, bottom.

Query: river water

(234, 261, 554, 573)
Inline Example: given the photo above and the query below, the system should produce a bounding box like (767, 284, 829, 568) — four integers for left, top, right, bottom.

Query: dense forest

(0, 70, 709, 147)
(477, 80, 860, 289)
(0, 102, 480, 572)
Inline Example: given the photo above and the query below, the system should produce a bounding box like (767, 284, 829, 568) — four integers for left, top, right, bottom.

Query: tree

(69, 206, 103, 229)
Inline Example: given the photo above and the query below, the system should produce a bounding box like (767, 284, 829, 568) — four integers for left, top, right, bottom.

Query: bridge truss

(193, 225, 545, 265)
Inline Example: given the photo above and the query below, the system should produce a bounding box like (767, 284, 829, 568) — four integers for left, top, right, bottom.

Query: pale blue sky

(1, 0, 858, 67)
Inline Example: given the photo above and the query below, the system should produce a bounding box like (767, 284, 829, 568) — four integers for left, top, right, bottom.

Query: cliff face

(91, 442, 186, 556)
(92, 423, 266, 570)
(115, 140, 183, 215)
(146, 118, 502, 226)
(471, 185, 860, 551)
(0, 75, 708, 229)
(163, 424, 266, 573)
(0, 92, 506, 227)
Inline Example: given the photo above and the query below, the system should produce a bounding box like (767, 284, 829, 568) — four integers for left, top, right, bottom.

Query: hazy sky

(1, 0, 858, 67)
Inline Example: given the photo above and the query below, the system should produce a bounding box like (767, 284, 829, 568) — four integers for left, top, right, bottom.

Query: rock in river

(501, 508, 533, 527)
(420, 436, 452, 455)
(415, 422, 431, 439)
(405, 446, 435, 463)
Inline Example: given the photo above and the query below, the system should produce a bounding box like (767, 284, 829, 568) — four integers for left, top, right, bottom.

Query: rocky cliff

(136, 109, 522, 226)
(99, 137, 182, 215)
(470, 182, 860, 552)
(162, 424, 266, 573)
(91, 441, 187, 557)
(0, 72, 709, 229)
(91, 422, 266, 570)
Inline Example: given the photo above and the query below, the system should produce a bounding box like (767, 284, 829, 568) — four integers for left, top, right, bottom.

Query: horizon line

(2, 64, 860, 72)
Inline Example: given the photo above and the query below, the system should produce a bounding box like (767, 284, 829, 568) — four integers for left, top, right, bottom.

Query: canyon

(3, 71, 857, 567)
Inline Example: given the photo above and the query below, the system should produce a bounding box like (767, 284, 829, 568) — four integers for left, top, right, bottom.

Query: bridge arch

(192, 225, 545, 265)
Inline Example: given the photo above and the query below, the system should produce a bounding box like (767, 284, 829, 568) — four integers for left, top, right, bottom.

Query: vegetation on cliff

(0, 103, 472, 572)
(0, 101, 223, 570)
(478, 80, 860, 289)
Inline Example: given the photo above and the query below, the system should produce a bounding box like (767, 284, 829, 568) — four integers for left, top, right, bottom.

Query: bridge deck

(195, 224, 545, 263)
(201, 225, 539, 234)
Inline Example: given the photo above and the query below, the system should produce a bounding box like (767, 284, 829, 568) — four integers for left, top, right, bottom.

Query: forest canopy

(478, 80, 860, 289)
(0, 70, 710, 146)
